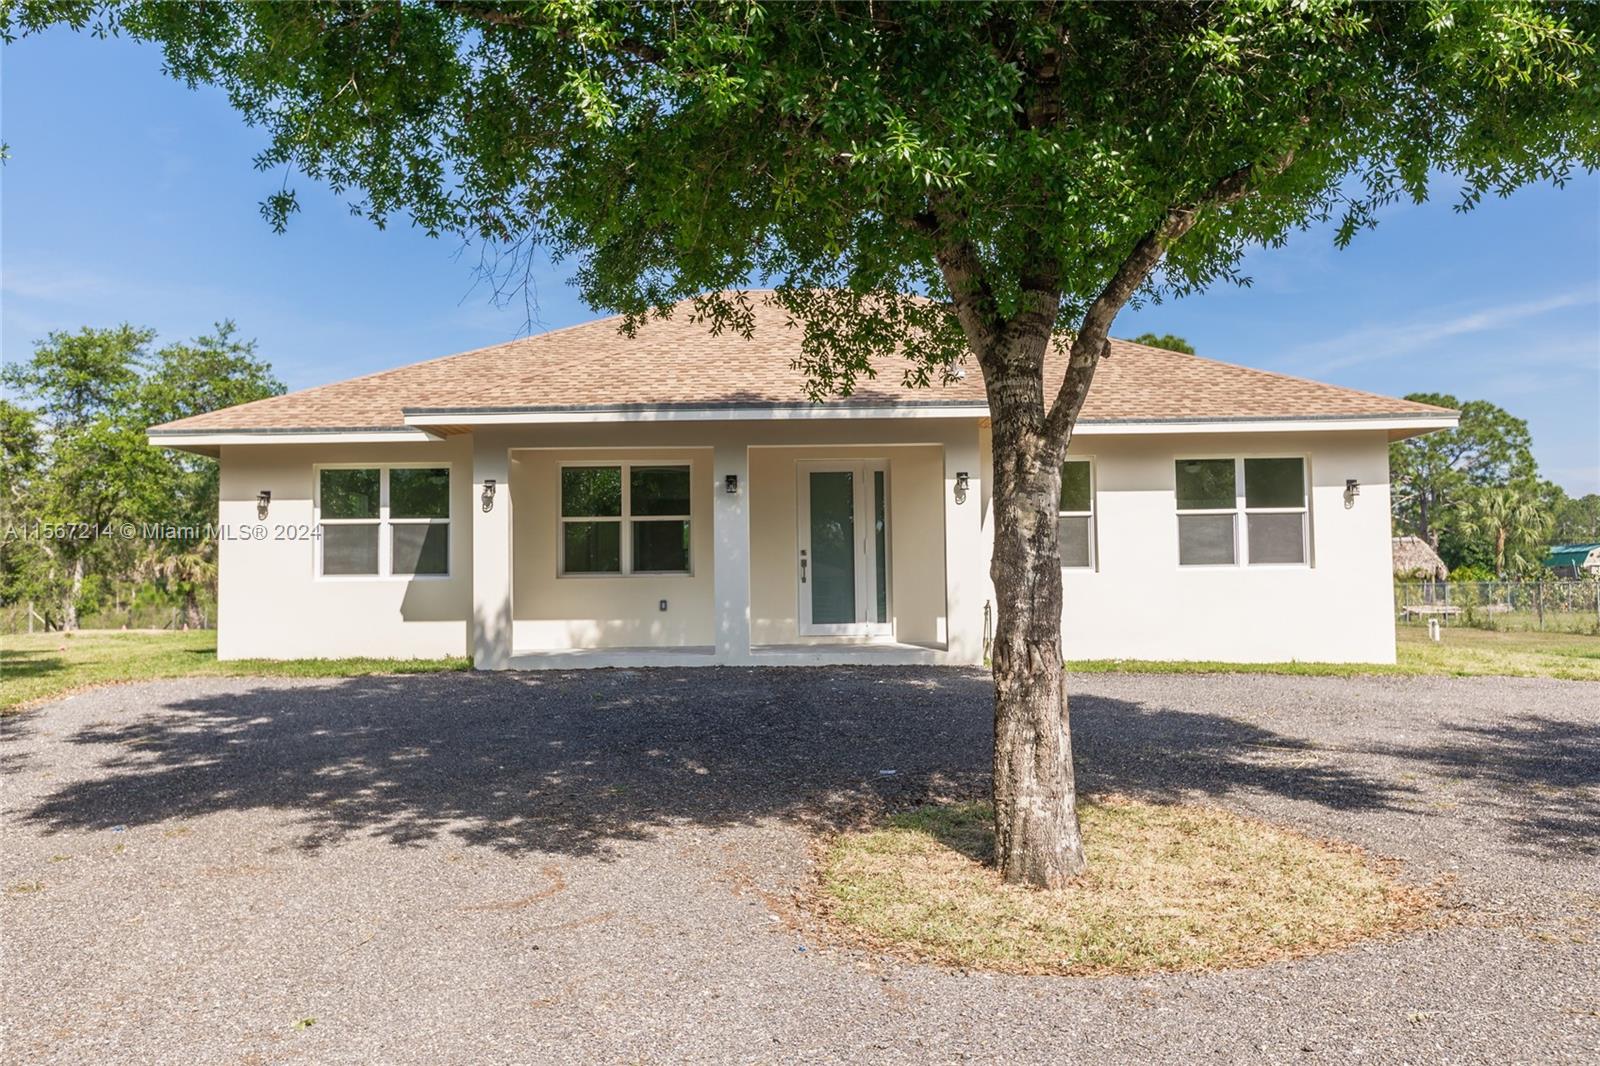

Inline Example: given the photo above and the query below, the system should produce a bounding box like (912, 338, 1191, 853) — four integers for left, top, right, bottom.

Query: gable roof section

(151, 294, 1455, 435)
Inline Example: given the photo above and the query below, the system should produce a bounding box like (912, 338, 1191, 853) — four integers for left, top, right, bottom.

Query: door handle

(800, 550, 808, 584)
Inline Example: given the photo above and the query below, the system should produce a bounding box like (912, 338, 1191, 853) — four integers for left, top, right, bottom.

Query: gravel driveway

(3, 669, 1597, 1064)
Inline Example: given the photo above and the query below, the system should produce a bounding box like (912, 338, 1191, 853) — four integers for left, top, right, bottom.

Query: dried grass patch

(816, 797, 1434, 975)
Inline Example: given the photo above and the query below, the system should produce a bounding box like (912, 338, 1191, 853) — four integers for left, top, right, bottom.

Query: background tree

(136, 321, 283, 531)
(1550, 492, 1600, 543)
(2, 326, 154, 629)
(1391, 394, 1537, 553)
(10, 1, 1597, 885)
(0, 398, 53, 624)
(1457, 484, 1554, 577)
(1, 322, 282, 629)
(1130, 333, 1196, 355)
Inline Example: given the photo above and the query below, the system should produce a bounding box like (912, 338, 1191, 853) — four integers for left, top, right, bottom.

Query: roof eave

(147, 427, 441, 451)
(402, 405, 1459, 435)
(147, 408, 1458, 446)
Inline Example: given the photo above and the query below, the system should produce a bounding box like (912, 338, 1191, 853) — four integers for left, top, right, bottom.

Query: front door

(797, 460, 891, 636)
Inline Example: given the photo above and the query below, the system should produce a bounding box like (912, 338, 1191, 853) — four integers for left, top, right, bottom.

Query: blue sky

(5, 30, 1598, 492)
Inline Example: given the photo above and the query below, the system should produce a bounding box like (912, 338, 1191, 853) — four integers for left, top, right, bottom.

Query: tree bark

(921, 152, 1296, 888)
(182, 590, 204, 631)
(987, 412, 1086, 885)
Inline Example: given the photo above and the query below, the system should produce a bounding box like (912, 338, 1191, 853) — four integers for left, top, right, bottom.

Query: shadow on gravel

(14, 668, 1439, 858)
(1380, 714, 1600, 856)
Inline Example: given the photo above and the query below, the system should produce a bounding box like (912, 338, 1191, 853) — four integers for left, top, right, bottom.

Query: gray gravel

(2, 668, 1597, 1064)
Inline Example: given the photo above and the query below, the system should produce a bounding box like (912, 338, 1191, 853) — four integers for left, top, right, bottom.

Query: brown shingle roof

(153, 294, 1455, 432)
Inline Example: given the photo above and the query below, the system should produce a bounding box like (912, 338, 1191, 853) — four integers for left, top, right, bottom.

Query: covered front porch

(460, 418, 988, 670)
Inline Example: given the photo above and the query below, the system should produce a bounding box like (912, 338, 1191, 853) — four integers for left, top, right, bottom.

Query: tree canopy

(0, 322, 282, 628)
(1390, 392, 1537, 549)
(1131, 333, 1197, 354)
(8, 2, 1596, 403)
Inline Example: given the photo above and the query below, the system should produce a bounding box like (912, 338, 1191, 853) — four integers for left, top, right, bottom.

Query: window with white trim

(1175, 457, 1308, 566)
(1057, 459, 1095, 569)
(560, 463, 691, 575)
(317, 465, 450, 577)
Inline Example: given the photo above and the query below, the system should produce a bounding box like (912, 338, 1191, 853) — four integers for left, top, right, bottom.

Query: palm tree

(1457, 486, 1552, 578)
(151, 542, 217, 629)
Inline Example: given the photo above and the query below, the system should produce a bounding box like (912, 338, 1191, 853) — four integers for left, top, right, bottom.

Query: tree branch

(915, 197, 1006, 369)
(1041, 150, 1296, 442)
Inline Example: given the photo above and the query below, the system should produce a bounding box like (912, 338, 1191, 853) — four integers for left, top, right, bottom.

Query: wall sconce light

(256, 490, 271, 520)
(481, 479, 497, 513)
(1344, 478, 1361, 509)
(724, 474, 740, 495)
(954, 471, 970, 505)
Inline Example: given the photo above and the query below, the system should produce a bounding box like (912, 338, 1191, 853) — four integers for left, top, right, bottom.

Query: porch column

(712, 440, 751, 661)
(942, 424, 986, 664)
(471, 432, 513, 670)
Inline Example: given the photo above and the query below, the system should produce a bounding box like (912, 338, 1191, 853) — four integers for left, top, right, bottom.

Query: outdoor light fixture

(481, 479, 497, 513)
(724, 474, 740, 495)
(1344, 478, 1361, 509)
(256, 490, 271, 520)
(954, 471, 970, 505)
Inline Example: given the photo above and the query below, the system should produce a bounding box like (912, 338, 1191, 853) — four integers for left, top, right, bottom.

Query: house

(1392, 535, 1449, 581)
(148, 294, 1458, 668)
(1545, 543, 1600, 579)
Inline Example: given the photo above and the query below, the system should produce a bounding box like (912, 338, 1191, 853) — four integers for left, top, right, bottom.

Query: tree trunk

(987, 410, 1087, 887)
(63, 554, 84, 632)
(182, 590, 204, 631)
(924, 149, 1288, 888)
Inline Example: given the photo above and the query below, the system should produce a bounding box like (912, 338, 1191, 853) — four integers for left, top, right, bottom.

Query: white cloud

(1282, 287, 1600, 372)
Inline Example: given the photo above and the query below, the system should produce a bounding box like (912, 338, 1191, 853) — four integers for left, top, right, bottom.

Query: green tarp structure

(1544, 543, 1600, 575)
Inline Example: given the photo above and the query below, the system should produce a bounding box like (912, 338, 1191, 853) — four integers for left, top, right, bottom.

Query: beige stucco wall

(978, 426, 1397, 663)
(747, 445, 946, 646)
(215, 439, 473, 660)
(509, 447, 715, 649)
(207, 417, 1396, 665)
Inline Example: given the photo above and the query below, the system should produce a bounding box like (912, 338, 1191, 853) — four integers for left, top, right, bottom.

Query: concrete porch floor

(506, 640, 948, 670)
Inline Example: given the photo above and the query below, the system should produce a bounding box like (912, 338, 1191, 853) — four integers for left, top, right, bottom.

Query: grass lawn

(5, 623, 1595, 714)
(817, 798, 1431, 975)
(0, 630, 468, 713)
(1071, 624, 1600, 682)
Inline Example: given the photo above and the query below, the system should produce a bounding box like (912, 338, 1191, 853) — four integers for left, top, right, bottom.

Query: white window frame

(314, 462, 453, 581)
(557, 460, 694, 578)
(1058, 456, 1096, 571)
(1241, 457, 1312, 568)
(1174, 455, 1311, 569)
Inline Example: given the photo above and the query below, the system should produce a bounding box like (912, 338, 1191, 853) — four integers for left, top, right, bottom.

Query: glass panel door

(808, 470, 857, 625)
(798, 461, 891, 636)
(872, 470, 888, 624)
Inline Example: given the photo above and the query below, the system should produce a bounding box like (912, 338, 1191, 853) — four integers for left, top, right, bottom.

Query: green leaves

(8, 1, 1597, 409)
(0, 321, 283, 623)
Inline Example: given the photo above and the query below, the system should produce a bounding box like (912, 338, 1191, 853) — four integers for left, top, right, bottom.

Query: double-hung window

(560, 463, 692, 575)
(1242, 458, 1310, 565)
(1175, 457, 1308, 566)
(317, 465, 451, 577)
(1057, 459, 1095, 569)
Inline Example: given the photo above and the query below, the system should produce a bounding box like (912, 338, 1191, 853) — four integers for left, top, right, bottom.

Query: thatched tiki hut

(1393, 536, 1449, 580)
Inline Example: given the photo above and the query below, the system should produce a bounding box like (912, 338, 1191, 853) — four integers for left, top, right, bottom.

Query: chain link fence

(0, 602, 212, 635)
(1396, 580, 1600, 635)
